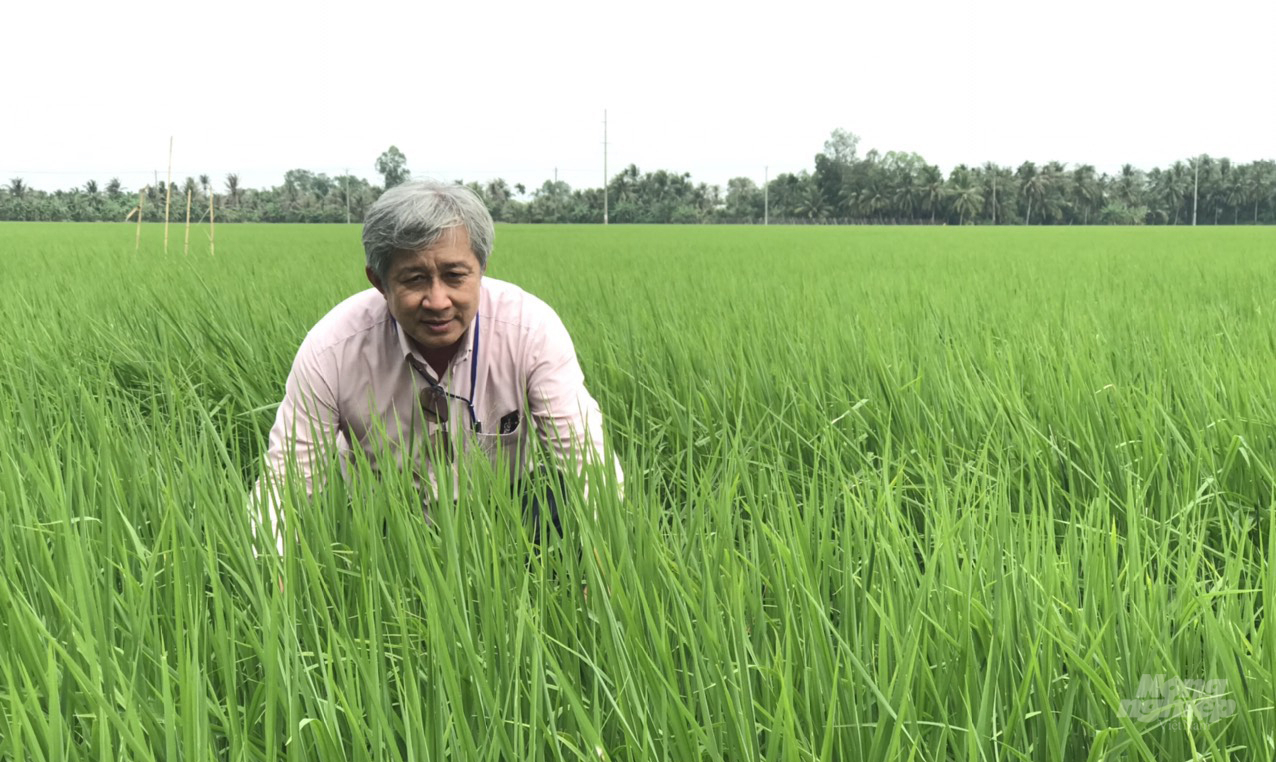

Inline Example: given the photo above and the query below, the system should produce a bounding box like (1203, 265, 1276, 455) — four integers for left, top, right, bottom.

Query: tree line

(4, 133, 1275, 225)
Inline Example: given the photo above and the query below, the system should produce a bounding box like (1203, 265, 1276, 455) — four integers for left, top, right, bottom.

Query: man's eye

(444, 273, 466, 283)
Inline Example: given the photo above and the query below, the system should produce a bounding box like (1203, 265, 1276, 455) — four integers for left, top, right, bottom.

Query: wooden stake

(208, 187, 215, 256)
(184, 189, 192, 255)
(135, 188, 145, 252)
(163, 137, 173, 253)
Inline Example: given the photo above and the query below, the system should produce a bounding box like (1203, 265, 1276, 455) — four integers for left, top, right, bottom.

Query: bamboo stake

(208, 187, 215, 256)
(135, 188, 145, 252)
(184, 189, 192, 255)
(163, 137, 173, 253)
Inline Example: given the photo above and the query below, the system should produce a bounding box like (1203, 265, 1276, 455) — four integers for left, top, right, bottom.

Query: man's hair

(362, 180, 494, 281)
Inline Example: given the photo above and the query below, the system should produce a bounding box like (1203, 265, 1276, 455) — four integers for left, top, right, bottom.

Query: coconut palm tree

(1154, 163, 1189, 225)
(1071, 165, 1102, 225)
(1114, 164, 1143, 208)
(794, 183, 829, 221)
(979, 163, 1015, 224)
(918, 165, 946, 224)
(853, 183, 888, 222)
(951, 185, 984, 225)
(946, 165, 983, 225)
(889, 168, 918, 222)
(1017, 162, 1048, 225)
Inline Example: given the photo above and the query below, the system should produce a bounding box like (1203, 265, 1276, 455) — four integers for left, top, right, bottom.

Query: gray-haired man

(255, 181, 620, 554)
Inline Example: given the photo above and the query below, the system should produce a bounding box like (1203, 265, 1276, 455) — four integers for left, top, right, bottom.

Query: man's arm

(525, 310, 624, 497)
(252, 342, 341, 556)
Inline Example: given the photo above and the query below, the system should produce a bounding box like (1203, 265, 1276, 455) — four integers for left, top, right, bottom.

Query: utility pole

(764, 166, 769, 226)
(603, 109, 609, 225)
(163, 137, 173, 253)
(1192, 156, 1200, 226)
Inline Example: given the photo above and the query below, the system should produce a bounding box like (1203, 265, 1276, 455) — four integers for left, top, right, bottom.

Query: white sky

(5, 0, 1274, 193)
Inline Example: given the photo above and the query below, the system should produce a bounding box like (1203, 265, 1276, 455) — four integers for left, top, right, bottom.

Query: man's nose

(421, 281, 450, 311)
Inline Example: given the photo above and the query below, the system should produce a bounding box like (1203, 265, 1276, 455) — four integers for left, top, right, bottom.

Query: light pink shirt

(255, 277, 620, 552)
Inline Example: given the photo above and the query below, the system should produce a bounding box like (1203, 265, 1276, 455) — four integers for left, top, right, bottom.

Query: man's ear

(366, 267, 385, 295)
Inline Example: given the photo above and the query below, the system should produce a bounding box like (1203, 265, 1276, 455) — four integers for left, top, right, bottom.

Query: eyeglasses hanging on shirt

(406, 314, 482, 434)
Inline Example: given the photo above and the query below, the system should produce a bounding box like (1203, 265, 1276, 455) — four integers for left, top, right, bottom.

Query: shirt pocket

(473, 410, 525, 479)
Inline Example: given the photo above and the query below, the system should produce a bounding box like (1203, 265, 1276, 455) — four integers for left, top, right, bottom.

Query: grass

(0, 222, 1273, 760)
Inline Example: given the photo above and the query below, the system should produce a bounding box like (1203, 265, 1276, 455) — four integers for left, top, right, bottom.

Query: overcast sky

(5, 0, 1273, 193)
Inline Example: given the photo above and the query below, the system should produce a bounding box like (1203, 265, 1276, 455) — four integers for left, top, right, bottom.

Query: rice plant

(0, 222, 1272, 760)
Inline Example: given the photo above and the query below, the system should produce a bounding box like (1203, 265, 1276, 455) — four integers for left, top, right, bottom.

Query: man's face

(367, 227, 484, 352)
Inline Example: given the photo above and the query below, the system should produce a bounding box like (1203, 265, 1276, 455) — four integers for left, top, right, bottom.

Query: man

(254, 180, 620, 555)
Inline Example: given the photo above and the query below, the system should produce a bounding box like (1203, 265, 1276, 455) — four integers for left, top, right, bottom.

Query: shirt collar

(391, 315, 483, 382)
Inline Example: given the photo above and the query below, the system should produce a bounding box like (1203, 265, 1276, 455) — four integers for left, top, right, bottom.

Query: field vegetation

(6, 131, 1276, 226)
(0, 223, 1273, 760)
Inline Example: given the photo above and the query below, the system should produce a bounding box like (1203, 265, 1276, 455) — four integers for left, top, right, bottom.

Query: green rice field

(0, 222, 1273, 761)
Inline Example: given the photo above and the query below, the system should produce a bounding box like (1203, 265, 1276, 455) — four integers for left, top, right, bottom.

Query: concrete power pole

(163, 137, 173, 253)
(764, 166, 769, 226)
(603, 109, 609, 225)
(1192, 156, 1200, 226)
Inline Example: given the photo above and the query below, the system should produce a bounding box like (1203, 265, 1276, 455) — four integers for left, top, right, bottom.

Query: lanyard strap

(470, 313, 481, 433)
(404, 313, 482, 433)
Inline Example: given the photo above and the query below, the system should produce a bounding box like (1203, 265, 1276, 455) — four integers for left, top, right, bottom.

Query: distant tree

(528, 179, 573, 222)
(2, 133, 1273, 226)
(978, 162, 1017, 224)
(882, 152, 927, 222)
(1068, 165, 1099, 224)
(483, 178, 514, 220)
(951, 186, 983, 225)
(1017, 162, 1049, 225)
(1153, 162, 1189, 225)
(853, 182, 888, 221)
(1219, 158, 1241, 225)
(794, 182, 829, 220)
(723, 177, 761, 221)
(282, 169, 316, 207)
(918, 165, 946, 224)
(605, 165, 643, 222)
(376, 146, 410, 189)
(1037, 161, 1070, 224)
(1113, 164, 1144, 208)
(1099, 201, 1148, 225)
(812, 153, 850, 217)
(947, 165, 984, 225)
(1242, 160, 1276, 223)
(823, 128, 860, 165)
(312, 173, 333, 215)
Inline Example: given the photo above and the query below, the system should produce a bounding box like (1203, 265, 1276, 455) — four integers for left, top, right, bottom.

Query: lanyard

(406, 313, 482, 433)
(468, 314, 481, 432)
